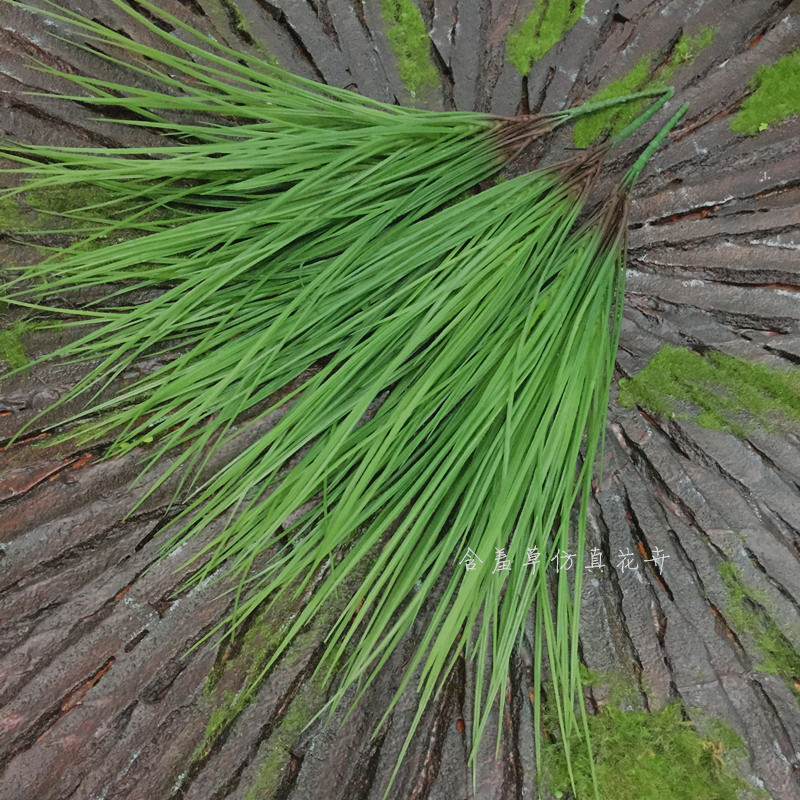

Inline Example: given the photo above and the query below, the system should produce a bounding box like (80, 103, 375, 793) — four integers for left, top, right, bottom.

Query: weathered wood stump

(1, 1, 799, 799)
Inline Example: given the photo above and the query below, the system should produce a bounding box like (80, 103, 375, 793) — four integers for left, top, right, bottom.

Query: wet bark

(1, 1, 799, 799)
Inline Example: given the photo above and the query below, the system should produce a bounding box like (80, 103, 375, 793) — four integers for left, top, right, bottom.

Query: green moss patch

(506, 0, 586, 76)
(0, 320, 33, 372)
(1, 182, 113, 230)
(668, 26, 714, 69)
(25, 183, 109, 215)
(1, 184, 179, 272)
(543, 698, 754, 800)
(244, 679, 328, 799)
(572, 55, 656, 148)
(730, 49, 800, 135)
(193, 566, 359, 763)
(194, 601, 308, 760)
(0, 196, 33, 234)
(572, 28, 714, 147)
(718, 561, 800, 693)
(378, 0, 439, 98)
(579, 665, 642, 710)
(3, 183, 144, 236)
(618, 345, 800, 438)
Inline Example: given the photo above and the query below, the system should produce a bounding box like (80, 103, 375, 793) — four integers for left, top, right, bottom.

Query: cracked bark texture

(1, 1, 799, 799)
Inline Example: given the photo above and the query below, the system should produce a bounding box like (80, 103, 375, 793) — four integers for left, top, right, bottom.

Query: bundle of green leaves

(1, 0, 687, 795)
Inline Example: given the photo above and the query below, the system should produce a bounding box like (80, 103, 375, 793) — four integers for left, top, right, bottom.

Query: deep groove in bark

(254, 0, 327, 81)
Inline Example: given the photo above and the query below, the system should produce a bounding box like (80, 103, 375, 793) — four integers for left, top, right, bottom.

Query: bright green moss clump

(731, 49, 800, 135)
(506, 0, 586, 76)
(618, 345, 800, 438)
(718, 562, 800, 692)
(378, 0, 439, 97)
(669, 26, 715, 68)
(572, 55, 656, 148)
(543, 700, 753, 800)
(573, 28, 714, 147)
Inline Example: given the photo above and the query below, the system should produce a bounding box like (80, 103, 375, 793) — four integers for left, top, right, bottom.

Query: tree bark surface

(0, 1, 799, 799)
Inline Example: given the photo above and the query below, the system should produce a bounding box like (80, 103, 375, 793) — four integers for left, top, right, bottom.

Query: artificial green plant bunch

(0, 0, 687, 795)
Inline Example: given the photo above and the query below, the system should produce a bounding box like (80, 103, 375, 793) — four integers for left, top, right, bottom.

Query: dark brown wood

(1, 1, 799, 799)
